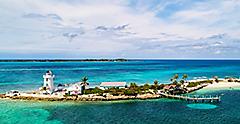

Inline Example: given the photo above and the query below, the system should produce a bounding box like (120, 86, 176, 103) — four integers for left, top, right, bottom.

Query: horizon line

(0, 58, 240, 60)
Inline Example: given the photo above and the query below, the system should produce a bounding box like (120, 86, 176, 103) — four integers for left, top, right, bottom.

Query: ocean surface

(0, 60, 240, 124)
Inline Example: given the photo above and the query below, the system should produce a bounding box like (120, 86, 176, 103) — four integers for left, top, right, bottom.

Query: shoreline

(0, 93, 162, 102)
(202, 81, 240, 90)
(2, 76, 240, 103)
(0, 83, 208, 102)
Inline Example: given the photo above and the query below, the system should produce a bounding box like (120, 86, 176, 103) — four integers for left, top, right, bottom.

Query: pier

(159, 93, 221, 103)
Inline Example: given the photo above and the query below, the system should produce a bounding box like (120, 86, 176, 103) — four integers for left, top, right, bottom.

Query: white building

(100, 82, 126, 89)
(43, 70, 55, 92)
(66, 83, 82, 95)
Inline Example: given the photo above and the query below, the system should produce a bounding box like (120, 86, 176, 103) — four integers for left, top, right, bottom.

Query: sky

(0, 0, 240, 59)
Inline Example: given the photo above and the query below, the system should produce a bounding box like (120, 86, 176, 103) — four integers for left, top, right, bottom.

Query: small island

(1, 71, 240, 102)
(0, 59, 128, 62)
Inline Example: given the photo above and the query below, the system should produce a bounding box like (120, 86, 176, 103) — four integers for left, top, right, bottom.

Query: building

(163, 84, 186, 94)
(43, 70, 55, 92)
(66, 83, 82, 95)
(163, 85, 176, 91)
(100, 82, 126, 89)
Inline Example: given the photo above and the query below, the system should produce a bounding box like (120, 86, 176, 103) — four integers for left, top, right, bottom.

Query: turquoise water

(0, 60, 240, 92)
(0, 60, 240, 124)
(187, 103, 218, 109)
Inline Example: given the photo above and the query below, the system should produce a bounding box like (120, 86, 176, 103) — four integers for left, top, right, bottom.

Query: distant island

(0, 59, 128, 62)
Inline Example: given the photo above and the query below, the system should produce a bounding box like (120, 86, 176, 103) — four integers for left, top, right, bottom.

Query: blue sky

(0, 0, 240, 59)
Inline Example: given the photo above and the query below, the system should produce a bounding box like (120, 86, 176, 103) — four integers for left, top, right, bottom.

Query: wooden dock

(159, 93, 221, 103)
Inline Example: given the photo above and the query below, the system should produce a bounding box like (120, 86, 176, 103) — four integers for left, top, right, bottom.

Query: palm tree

(81, 76, 89, 94)
(152, 80, 158, 90)
(130, 82, 138, 89)
(154, 80, 159, 86)
(82, 76, 88, 83)
(172, 80, 178, 85)
(181, 74, 188, 84)
(171, 74, 179, 84)
(143, 83, 150, 94)
(182, 74, 188, 81)
(179, 79, 185, 84)
(174, 74, 179, 80)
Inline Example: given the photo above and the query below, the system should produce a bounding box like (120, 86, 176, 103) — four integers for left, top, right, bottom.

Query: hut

(163, 85, 176, 91)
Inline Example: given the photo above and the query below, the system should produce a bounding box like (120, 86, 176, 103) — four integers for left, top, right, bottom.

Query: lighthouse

(43, 70, 55, 92)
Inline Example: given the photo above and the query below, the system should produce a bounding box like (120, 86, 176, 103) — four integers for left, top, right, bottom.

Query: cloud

(207, 33, 226, 39)
(1, 0, 240, 58)
(114, 24, 129, 30)
(22, 13, 45, 18)
(95, 26, 108, 31)
(94, 24, 135, 39)
(22, 13, 63, 21)
(62, 32, 79, 42)
(96, 24, 129, 31)
(46, 14, 63, 21)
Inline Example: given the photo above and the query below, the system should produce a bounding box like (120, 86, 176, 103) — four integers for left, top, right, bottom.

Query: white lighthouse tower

(43, 70, 55, 92)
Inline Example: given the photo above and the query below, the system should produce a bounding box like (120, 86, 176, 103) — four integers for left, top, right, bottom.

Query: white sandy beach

(203, 81, 240, 90)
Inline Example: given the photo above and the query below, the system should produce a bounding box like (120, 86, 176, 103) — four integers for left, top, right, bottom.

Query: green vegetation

(85, 87, 103, 95)
(182, 74, 188, 80)
(170, 74, 179, 84)
(81, 76, 89, 94)
(83, 81, 166, 96)
(75, 74, 216, 96)
(83, 74, 215, 96)
(187, 80, 213, 87)
(224, 76, 240, 82)
(187, 82, 199, 87)
(170, 74, 188, 85)
(180, 74, 188, 84)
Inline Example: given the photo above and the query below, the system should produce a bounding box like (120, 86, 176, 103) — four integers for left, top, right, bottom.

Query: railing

(159, 92, 221, 103)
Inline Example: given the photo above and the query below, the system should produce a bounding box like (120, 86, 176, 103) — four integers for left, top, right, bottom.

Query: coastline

(202, 81, 240, 90)
(2, 71, 239, 103)
(0, 93, 162, 102)
(0, 82, 212, 102)
(1, 79, 236, 103)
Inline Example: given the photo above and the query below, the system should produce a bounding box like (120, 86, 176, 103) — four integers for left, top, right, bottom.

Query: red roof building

(163, 85, 176, 90)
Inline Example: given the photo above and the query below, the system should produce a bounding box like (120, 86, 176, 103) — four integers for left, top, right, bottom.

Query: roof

(100, 82, 126, 87)
(163, 85, 176, 90)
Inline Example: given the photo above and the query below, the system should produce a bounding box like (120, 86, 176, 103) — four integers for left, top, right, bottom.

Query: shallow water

(0, 89, 240, 124)
(1, 89, 240, 124)
(187, 103, 218, 109)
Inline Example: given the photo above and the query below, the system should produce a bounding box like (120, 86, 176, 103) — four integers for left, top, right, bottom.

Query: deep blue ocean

(0, 60, 240, 124)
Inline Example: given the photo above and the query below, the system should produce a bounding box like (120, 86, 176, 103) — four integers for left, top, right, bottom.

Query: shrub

(187, 82, 199, 87)
(124, 89, 136, 96)
(158, 84, 165, 90)
(84, 87, 104, 95)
